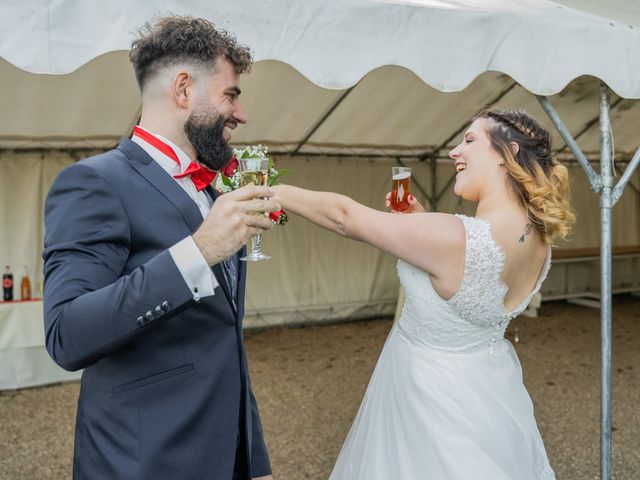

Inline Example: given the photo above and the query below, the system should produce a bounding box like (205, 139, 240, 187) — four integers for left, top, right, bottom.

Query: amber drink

(390, 167, 411, 212)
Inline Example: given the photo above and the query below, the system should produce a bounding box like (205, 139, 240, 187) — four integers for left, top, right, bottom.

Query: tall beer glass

(390, 166, 411, 212)
(238, 157, 271, 261)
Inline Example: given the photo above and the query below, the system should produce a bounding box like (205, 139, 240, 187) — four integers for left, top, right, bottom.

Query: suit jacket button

(145, 311, 154, 322)
(161, 301, 170, 312)
(137, 316, 145, 327)
(155, 305, 163, 316)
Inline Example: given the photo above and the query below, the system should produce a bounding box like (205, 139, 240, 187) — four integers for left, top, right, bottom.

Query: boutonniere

(217, 144, 289, 225)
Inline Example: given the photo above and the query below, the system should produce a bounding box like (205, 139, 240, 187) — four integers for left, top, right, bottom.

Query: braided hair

(475, 109, 575, 244)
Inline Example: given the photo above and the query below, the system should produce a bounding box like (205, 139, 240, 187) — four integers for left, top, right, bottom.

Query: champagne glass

(390, 166, 412, 212)
(238, 156, 272, 261)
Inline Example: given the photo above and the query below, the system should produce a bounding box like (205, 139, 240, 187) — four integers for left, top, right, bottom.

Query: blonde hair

(476, 109, 575, 244)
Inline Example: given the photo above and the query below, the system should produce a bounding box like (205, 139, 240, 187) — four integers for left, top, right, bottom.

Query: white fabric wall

(245, 156, 401, 327)
(1, 153, 638, 326)
(0, 152, 75, 296)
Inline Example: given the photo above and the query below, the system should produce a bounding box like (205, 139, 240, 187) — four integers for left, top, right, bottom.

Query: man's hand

(193, 185, 281, 265)
(385, 192, 426, 213)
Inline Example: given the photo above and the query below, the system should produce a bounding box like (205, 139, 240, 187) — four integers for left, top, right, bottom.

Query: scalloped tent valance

(1, 0, 639, 156)
(1, 0, 639, 97)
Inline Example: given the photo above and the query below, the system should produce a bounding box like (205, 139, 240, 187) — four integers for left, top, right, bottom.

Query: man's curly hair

(129, 15, 253, 90)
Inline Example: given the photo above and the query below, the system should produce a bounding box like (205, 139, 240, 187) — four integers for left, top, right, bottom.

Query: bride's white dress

(330, 214, 556, 480)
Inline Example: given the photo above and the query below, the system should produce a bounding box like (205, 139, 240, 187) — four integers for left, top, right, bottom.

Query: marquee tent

(0, 0, 638, 314)
(1, 1, 639, 477)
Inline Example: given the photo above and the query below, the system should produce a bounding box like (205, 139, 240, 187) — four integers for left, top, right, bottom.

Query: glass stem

(251, 234, 263, 255)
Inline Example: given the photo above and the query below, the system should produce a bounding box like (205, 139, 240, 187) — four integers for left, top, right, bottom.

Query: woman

(272, 109, 574, 479)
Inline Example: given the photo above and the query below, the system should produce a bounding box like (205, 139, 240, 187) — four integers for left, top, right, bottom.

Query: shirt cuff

(169, 237, 218, 301)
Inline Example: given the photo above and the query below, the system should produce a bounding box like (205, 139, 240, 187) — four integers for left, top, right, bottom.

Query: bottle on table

(21, 266, 31, 301)
(3, 265, 13, 301)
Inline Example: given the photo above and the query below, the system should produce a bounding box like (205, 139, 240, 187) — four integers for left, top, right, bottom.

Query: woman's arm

(271, 185, 354, 237)
(272, 185, 465, 284)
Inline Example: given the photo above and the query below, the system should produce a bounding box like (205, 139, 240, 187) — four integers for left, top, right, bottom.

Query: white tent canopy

(2, 0, 640, 94)
(1, 0, 640, 154)
(1, 2, 639, 477)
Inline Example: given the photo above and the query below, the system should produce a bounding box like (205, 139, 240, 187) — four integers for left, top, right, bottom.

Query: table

(0, 299, 81, 390)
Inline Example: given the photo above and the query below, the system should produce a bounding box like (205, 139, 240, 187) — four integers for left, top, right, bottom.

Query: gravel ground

(1, 295, 639, 480)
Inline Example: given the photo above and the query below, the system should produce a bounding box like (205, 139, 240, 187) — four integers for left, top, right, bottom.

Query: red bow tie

(173, 161, 217, 191)
(132, 126, 217, 192)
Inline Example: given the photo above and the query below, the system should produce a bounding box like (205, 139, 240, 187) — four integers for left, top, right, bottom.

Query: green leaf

(267, 168, 292, 186)
(220, 175, 233, 187)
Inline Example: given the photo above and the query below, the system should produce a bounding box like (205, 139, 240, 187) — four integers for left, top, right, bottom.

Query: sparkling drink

(240, 170, 269, 188)
(237, 156, 272, 261)
(390, 167, 411, 212)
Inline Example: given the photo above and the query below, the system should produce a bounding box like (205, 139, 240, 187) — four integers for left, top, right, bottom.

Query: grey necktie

(222, 254, 238, 311)
(204, 187, 238, 311)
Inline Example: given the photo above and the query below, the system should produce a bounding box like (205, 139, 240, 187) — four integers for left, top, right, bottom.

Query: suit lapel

(121, 139, 238, 314)
(119, 139, 203, 233)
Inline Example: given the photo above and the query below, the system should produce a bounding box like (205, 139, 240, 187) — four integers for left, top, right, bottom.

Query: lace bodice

(396, 214, 551, 353)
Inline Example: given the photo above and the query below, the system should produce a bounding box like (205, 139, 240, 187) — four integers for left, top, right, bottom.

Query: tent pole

(536, 90, 616, 480)
(435, 171, 457, 205)
(536, 96, 602, 192)
(598, 82, 613, 480)
(430, 156, 438, 211)
(611, 146, 640, 206)
(555, 97, 623, 155)
(292, 86, 356, 155)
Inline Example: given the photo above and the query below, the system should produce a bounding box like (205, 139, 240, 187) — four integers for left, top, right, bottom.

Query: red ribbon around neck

(133, 126, 217, 191)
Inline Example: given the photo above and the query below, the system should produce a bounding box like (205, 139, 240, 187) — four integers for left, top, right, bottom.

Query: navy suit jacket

(43, 139, 270, 479)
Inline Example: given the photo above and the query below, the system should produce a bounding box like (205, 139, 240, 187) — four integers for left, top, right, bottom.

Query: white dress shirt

(132, 127, 218, 301)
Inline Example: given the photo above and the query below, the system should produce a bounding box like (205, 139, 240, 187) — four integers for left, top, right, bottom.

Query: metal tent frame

(537, 82, 640, 480)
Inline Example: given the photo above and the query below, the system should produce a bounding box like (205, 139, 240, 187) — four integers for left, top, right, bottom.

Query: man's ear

(172, 71, 192, 109)
(509, 141, 520, 156)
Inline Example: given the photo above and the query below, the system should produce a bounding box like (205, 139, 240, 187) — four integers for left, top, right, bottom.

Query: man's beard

(184, 109, 233, 171)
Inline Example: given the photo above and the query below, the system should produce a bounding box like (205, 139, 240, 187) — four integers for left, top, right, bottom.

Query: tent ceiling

(1, 55, 638, 162)
(0, 54, 140, 150)
(0, 0, 639, 161)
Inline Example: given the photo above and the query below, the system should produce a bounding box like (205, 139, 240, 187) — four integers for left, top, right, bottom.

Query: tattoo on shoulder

(519, 223, 533, 243)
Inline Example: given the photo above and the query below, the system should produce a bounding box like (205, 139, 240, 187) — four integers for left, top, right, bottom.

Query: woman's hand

(385, 192, 426, 213)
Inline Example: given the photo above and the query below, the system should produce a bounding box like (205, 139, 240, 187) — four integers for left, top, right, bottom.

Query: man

(43, 16, 277, 479)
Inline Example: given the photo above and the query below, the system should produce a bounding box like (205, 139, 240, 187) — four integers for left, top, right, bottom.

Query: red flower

(269, 209, 288, 225)
(221, 156, 239, 177)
